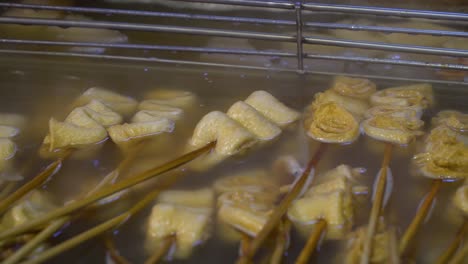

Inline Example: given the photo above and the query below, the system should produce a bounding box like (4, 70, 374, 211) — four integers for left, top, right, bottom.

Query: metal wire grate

(0, 0, 467, 85)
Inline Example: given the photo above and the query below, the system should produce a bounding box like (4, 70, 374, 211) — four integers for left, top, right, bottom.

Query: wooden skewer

(448, 239, 468, 264)
(144, 235, 175, 264)
(295, 219, 327, 264)
(2, 218, 68, 264)
(240, 233, 251, 257)
(388, 227, 401, 264)
(0, 182, 17, 201)
(104, 234, 132, 264)
(399, 179, 442, 257)
(270, 219, 291, 264)
(0, 150, 71, 214)
(0, 142, 214, 241)
(237, 143, 328, 264)
(2, 143, 147, 263)
(360, 143, 393, 264)
(20, 187, 167, 264)
(436, 219, 468, 264)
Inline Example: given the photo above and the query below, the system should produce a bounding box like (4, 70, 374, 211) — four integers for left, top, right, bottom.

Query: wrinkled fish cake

(108, 118, 175, 144)
(146, 203, 212, 259)
(138, 100, 184, 121)
(304, 102, 360, 144)
(189, 111, 257, 156)
(454, 185, 468, 217)
(362, 111, 425, 145)
(364, 104, 423, 120)
(414, 126, 468, 180)
(158, 188, 214, 208)
(331, 76, 377, 99)
(227, 101, 281, 140)
(313, 91, 369, 120)
(432, 110, 468, 134)
(47, 118, 107, 151)
(75, 87, 138, 116)
(244, 90, 300, 127)
(144, 89, 198, 109)
(0, 190, 57, 231)
(345, 221, 393, 264)
(370, 83, 433, 108)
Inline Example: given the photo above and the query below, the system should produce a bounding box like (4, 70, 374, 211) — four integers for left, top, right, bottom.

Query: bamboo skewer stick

(2, 218, 68, 264)
(0, 151, 71, 214)
(448, 240, 468, 264)
(436, 219, 468, 264)
(237, 143, 328, 264)
(144, 235, 175, 264)
(399, 179, 442, 257)
(21, 187, 168, 264)
(270, 219, 291, 264)
(104, 234, 132, 264)
(0, 142, 215, 241)
(388, 227, 401, 264)
(240, 234, 251, 258)
(295, 219, 327, 264)
(360, 143, 393, 264)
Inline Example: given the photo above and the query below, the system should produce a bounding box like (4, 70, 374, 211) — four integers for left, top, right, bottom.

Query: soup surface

(0, 56, 467, 263)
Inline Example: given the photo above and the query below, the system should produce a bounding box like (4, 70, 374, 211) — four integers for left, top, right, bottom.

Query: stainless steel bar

(0, 3, 295, 26)
(305, 53, 468, 70)
(1, 39, 466, 70)
(302, 3, 468, 21)
(172, 0, 295, 9)
(304, 36, 468, 57)
(2, 3, 467, 39)
(304, 22, 468, 38)
(0, 39, 294, 57)
(1, 49, 465, 86)
(0, 17, 295, 42)
(295, 3, 304, 72)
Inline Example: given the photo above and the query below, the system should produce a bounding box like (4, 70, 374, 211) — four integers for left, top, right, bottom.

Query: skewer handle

(295, 219, 327, 264)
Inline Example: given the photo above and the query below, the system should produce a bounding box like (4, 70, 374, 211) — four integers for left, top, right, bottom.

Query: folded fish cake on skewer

(74, 87, 138, 117)
(215, 169, 280, 242)
(288, 165, 366, 240)
(145, 188, 214, 259)
(227, 101, 281, 140)
(244, 90, 300, 127)
(188, 90, 299, 171)
(41, 99, 124, 156)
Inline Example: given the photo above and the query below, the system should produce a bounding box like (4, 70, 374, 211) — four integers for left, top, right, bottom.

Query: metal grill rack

(0, 0, 467, 85)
